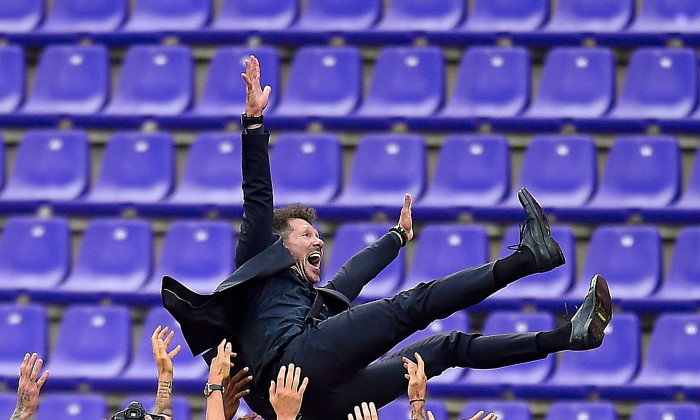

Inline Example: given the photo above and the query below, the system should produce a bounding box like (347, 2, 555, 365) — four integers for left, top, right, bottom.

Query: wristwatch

(241, 113, 263, 128)
(203, 382, 225, 397)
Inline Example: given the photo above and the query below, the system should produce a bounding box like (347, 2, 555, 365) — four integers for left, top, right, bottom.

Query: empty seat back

(0, 46, 25, 113)
(546, 401, 618, 420)
(547, 0, 633, 32)
(378, 0, 465, 31)
(465, 0, 549, 31)
(295, 0, 381, 30)
(0, 0, 43, 32)
(41, 0, 127, 32)
(213, 0, 297, 30)
(0, 305, 46, 378)
(632, 0, 700, 32)
(35, 394, 107, 420)
(630, 403, 700, 420)
(125, 0, 210, 31)
(657, 227, 700, 298)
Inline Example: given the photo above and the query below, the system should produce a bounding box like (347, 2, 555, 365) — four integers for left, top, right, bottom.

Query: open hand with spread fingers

(223, 366, 253, 420)
(465, 410, 498, 420)
(269, 363, 309, 420)
(12, 353, 49, 420)
(241, 55, 271, 118)
(348, 402, 378, 420)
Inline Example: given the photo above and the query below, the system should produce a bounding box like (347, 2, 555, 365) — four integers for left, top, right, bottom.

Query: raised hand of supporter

(403, 352, 427, 401)
(348, 402, 378, 420)
(11, 353, 49, 420)
(152, 326, 182, 379)
(241, 55, 271, 117)
(398, 193, 414, 242)
(210, 339, 235, 385)
(464, 410, 498, 420)
(223, 366, 253, 420)
(269, 363, 309, 420)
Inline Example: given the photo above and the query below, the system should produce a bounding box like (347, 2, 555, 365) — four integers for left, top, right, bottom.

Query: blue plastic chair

(275, 47, 361, 117)
(570, 226, 661, 300)
(40, 0, 127, 33)
(0, 394, 15, 419)
(212, 0, 297, 30)
(526, 48, 615, 119)
(459, 400, 532, 420)
(193, 47, 279, 117)
(648, 146, 700, 218)
(57, 219, 152, 298)
(546, 401, 618, 420)
(630, 403, 700, 420)
(652, 227, 700, 303)
(376, 0, 465, 31)
(417, 135, 510, 213)
(441, 47, 530, 118)
(333, 134, 425, 210)
(104, 45, 193, 116)
(0, 217, 70, 295)
(322, 223, 404, 302)
(123, 0, 211, 31)
(293, 0, 381, 31)
(0, 305, 46, 380)
(610, 48, 698, 119)
(629, 0, 700, 32)
(270, 133, 341, 207)
(87, 132, 174, 206)
(0, 46, 25, 113)
(35, 394, 107, 420)
(462, 0, 549, 32)
(22, 45, 109, 115)
(168, 133, 242, 206)
(357, 47, 444, 118)
(46, 306, 130, 387)
(545, 0, 633, 32)
(0, 0, 43, 33)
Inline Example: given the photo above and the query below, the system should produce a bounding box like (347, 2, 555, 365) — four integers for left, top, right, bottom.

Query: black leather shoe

(569, 274, 613, 350)
(516, 187, 565, 273)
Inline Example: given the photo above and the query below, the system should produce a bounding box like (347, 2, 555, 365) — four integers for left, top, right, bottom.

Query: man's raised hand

(12, 353, 49, 420)
(151, 326, 181, 378)
(241, 55, 271, 117)
(348, 402, 378, 420)
(269, 363, 309, 420)
(398, 193, 414, 242)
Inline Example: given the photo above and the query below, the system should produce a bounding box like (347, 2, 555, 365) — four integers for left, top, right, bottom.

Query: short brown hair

(273, 203, 317, 239)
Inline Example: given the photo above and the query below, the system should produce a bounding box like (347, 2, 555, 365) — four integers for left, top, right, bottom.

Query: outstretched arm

(10, 353, 48, 420)
(152, 326, 182, 417)
(236, 55, 275, 267)
(326, 194, 414, 301)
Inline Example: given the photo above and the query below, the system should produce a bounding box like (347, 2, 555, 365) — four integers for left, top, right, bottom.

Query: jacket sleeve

(235, 130, 276, 267)
(324, 233, 402, 302)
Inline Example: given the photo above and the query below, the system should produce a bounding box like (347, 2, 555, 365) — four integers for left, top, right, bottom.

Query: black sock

(536, 322, 572, 354)
(492, 247, 538, 288)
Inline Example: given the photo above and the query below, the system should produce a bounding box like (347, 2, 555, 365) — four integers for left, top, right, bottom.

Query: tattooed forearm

(411, 402, 427, 420)
(154, 380, 173, 415)
(10, 392, 31, 420)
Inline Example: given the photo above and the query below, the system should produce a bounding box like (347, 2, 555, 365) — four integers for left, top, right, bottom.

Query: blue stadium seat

(274, 47, 361, 117)
(0, 305, 46, 381)
(333, 134, 425, 215)
(376, 0, 465, 31)
(55, 219, 152, 300)
(0, 394, 15, 419)
(388, 312, 469, 385)
(322, 223, 404, 302)
(487, 225, 574, 304)
(629, 0, 700, 32)
(123, 0, 211, 32)
(440, 47, 530, 118)
(545, 0, 633, 32)
(526, 48, 615, 119)
(0, 0, 43, 33)
(22, 45, 109, 115)
(569, 226, 661, 302)
(35, 394, 107, 420)
(40, 0, 127, 33)
(547, 314, 640, 396)
(0, 217, 70, 296)
(379, 399, 448, 419)
(0, 130, 88, 206)
(609, 48, 697, 119)
(103, 46, 193, 117)
(459, 400, 532, 420)
(402, 225, 488, 290)
(462, 0, 549, 32)
(0, 46, 24, 114)
(82, 131, 174, 210)
(167, 133, 243, 209)
(357, 47, 444, 118)
(192, 47, 279, 118)
(644, 147, 700, 222)
(416, 135, 510, 217)
(135, 221, 235, 301)
(46, 305, 130, 388)
(650, 227, 700, 304)
(270, 133, 341, 207)
(630, 403, 700, 420)
(120, 395, 190, 420)
(631, 314, 700, 394)
(463, 312, 555, 391)
(212, 0, 297, 31)
(566, 136, 680, 220)
(119, 307, 207, 391)
(293, 0, 381, 31)
(545, 401, 618, 420)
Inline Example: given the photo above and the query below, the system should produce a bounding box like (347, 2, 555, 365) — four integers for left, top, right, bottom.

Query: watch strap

(241, 113, 264, 128)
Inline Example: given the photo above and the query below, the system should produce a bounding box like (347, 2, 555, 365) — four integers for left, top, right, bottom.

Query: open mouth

(307, 252, 322, 269)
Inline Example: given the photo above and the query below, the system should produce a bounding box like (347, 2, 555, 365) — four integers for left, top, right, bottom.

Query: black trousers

(278, 262, 547, 420)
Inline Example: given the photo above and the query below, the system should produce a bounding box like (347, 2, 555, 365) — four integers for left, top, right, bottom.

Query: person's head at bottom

(111, 401, 171, 420)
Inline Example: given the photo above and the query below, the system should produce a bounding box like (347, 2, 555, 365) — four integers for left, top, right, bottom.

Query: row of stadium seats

(1, 392, 698, 420)
(2, 304, 699, 400)
(3, 44, 700, 131)
(1, 215, 699, 311)
(1, 130, 699, 222)
(3, 0, 700, 46)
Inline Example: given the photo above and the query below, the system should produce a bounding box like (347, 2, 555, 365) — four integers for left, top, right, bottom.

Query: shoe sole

(517, 188, 565, 268)
(585, 274, 613, 348)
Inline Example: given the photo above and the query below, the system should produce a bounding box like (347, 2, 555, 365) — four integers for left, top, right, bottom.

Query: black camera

(111, 401, 168, 420)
